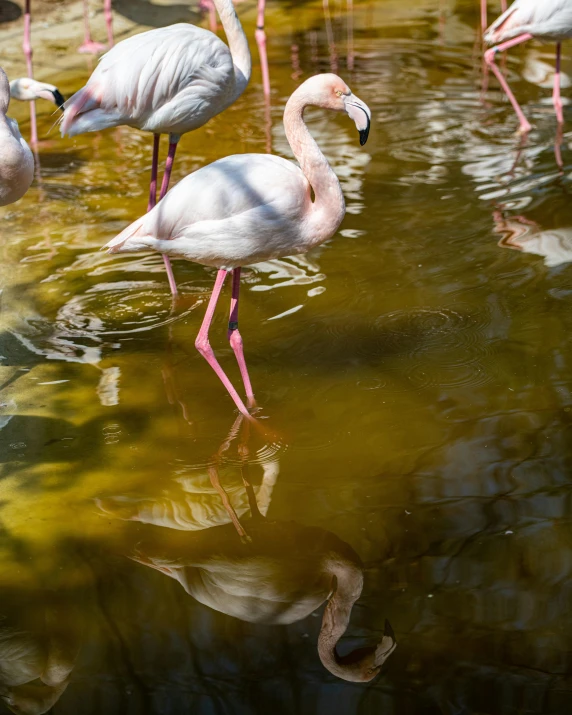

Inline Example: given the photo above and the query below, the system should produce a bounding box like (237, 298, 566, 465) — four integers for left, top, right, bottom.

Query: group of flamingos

(1, 0, 571, 419)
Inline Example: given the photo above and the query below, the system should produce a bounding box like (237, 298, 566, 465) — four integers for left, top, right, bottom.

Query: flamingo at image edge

(61, 0, 251, 297)
(484, 0, 572, 133)
(22, 1, 114, 145)
(103, 74, 371, 418)
(0, 68, 34, 207)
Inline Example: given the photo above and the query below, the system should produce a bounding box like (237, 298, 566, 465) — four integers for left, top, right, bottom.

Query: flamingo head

(307, 73, 372, 146)
(9, 78, 65, 109)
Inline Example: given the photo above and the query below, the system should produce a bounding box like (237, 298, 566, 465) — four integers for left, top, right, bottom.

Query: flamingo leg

(78, 0, 106, 54)
(148, 133, 160, 211)
(23, 0, 37, 145)
(104, 0, 114, 47)
(195, 269, 254, 420)
(553, 42, 564, 125)
(481, 0, 487, 34)
(207, 464, 249, 539)
(501, 0, 507, 12)
(157, 137, 179, 295)
(255, 0, 270, 98)
(484, 33, 534, 133)
(228, 268, 255, 407)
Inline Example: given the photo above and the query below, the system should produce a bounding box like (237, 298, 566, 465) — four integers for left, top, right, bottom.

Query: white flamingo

(61, 0, 251, 297)
(484, 0, 572, 132)
(0, 68, 34, 208)
(103, 74, 371, 418)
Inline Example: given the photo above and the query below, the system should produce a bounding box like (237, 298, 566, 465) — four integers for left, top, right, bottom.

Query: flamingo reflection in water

(0, 590, 82, 715)
(493, 209, 572, 267)
(484, 0, 572, 133)
(98, 415, 396, 683)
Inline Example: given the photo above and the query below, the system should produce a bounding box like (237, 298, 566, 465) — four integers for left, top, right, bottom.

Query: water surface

(2, 1, 572, 713)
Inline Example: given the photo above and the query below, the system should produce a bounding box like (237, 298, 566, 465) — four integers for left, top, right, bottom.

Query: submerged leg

(484, 33, 533, 133)
(23, 0, 37, 145)
(104, 0, 114, 47)
(207, 463, 249, 539)
(195, 269, 253, 420)
(255, 0, 270, 98)
(228, 268, 255, 408)
(553, 42, 564, 125)
(157, 136, 179, 295)
(78, 0, 106, 53)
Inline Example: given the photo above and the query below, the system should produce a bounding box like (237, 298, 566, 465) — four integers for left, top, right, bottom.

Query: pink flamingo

(103, 74, 371, 418)
(0, 67, 35, 207)
(481, 0, 508, 33)
(61, 0, 251, 298)
(484, 0, 572, 133)
(22, 1, 114, 145)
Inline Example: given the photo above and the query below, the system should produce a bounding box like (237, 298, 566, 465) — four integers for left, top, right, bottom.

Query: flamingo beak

(344, 94, 371, 146)
(51, 89, 66, 110)
(36, 87, 66, 109)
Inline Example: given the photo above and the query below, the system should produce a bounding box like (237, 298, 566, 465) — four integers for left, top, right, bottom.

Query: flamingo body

(62, 23, 245, 138)
(485, 0, 572, 43)
(107, 153, 316, 268)
(0, 69, 34, 208)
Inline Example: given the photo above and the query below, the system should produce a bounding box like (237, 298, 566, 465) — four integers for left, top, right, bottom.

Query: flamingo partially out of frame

(9, 77, 65, 109)
(0, 67, 34, 207)
(61, 0, 251, 297)
(481, 1, 508, 33)
(484, 0, 572, 133)
(103, 74, 371, 418)
(22, 1, 114, 145)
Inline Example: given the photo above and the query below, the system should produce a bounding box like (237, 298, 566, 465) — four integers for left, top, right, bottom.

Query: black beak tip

(52, 89, 66, 110)
(384, 619, 395, 641)
(359, 124, 370, 146)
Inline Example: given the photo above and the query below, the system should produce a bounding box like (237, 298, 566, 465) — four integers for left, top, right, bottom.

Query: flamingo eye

(335, 90, 343, 97)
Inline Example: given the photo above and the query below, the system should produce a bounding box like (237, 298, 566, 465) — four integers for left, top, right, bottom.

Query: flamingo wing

(105, 154, 313, 268)
(61, 24, 235, 136)
(485, 0, 572, 43)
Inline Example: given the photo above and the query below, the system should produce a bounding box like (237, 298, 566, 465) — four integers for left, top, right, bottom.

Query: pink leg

(195, 269, 254, 420)
(157, 138, 178, 296)
(553, 43, 564, 125)
(485, 33, 533, 133)
(148, 134, 159, 212)
(23, 1, 37, 145)
(79, 0, 106, 54)
(255, 0, 270, 98)
(481, 0, 487, 34)
(501, 0, 507, 11)
(104, 0, 114, 47)
(228, 268, 255, 407)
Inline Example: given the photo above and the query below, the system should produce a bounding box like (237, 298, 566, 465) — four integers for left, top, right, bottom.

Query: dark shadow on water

(0, 0, 21, 24)
(112, 0, 201, 28)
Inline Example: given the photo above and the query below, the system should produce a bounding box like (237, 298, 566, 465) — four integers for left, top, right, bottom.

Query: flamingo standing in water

(22, 1, 114, 145)
(103, 74, 371, 417)
(484, 0, 572, 132)
(0, 68, 34, 207)
(61, 0, 251, 297)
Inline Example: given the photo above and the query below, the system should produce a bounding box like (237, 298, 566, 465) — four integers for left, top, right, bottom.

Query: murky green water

(2, 0, 572, 712)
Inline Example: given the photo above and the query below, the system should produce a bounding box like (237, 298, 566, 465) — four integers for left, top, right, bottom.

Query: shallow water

(2, 0, 572, 713)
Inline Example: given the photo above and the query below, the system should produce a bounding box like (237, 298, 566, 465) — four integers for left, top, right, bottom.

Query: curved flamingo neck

(213, 0, 252, 98)
(283, 88, 345, 245)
